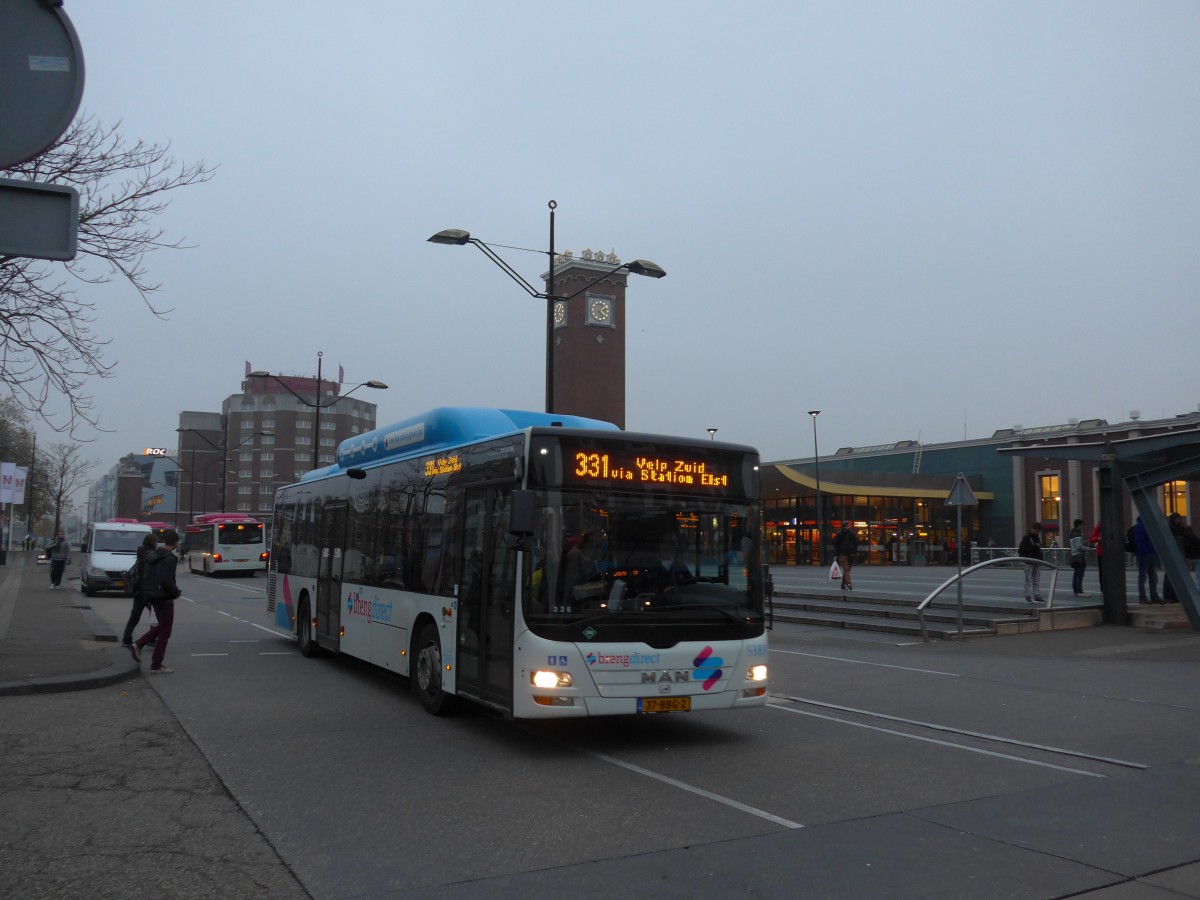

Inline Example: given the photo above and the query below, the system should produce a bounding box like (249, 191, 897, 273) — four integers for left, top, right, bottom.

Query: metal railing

(916, 556, 1062, 642)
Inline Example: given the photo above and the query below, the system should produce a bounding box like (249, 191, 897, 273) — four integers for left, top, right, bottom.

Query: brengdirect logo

(585, 651, 662, 668)
(345, 591, 393, 624)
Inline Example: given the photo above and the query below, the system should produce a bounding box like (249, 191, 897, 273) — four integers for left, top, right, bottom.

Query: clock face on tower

(586, 295, 614, 327)
(553, 300, 567, 328)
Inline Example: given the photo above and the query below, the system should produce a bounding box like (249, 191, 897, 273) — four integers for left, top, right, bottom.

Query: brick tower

(545, 249, 631, 429)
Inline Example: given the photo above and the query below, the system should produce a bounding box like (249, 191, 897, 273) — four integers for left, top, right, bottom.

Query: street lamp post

(707, 428, 718, 440)
(177, 429, 273, 515)
(248, 358, 387, 470)
(428, 202, 666, 414)
(809, 410, 823, 566)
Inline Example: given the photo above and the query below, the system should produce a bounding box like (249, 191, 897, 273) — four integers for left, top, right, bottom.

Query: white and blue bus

(267, 407, 768, 718)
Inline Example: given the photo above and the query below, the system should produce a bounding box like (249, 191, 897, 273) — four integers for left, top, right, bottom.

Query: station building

(761, 409, 1200, 566)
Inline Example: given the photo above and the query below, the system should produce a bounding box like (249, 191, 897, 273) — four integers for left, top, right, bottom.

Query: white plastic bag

(829, 561, 842, 581)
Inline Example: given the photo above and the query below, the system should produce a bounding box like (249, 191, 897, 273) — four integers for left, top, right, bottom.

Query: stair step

(773, 599, 1034, 628)
(772, 608, 992, 639)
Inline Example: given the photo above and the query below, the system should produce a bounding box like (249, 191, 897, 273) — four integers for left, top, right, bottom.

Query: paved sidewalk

(0, 552, 140, 696)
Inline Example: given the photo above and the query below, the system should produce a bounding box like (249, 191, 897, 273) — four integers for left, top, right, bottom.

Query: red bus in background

(184, 513, 268, 576)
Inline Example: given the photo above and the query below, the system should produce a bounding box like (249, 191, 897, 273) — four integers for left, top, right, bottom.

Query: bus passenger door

(455, 487, 516, 711)
(316, 500, 347, 650)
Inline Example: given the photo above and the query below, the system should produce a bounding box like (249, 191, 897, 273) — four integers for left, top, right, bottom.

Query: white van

(80, 521, 152, 597)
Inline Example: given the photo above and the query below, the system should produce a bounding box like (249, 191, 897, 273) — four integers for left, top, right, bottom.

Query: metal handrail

(916, 556, 1062, 642)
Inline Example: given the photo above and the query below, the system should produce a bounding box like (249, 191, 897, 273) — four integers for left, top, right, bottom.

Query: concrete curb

(0, 659, 142, 696)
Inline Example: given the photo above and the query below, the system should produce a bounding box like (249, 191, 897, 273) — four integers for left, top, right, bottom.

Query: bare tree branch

(0, 114, 216, 436)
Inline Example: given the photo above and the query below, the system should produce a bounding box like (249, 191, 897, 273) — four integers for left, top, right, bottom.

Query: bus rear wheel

(297, 597, 318, 658)
(414, 624, 454, 716)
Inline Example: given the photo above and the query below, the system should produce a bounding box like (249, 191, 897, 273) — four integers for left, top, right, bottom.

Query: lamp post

(707, 428, 718, 440)
(248, 358, 387, 469)
(428, 202, 666, 414)
(177, 429, 273, 515)
(809, 410, 823, 566)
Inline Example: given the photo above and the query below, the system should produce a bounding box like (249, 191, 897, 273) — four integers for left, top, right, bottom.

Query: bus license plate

(638, 697, 691, 714)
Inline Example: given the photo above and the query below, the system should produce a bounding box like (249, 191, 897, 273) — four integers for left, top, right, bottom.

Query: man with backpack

(130, 530, 183, 674)
(120, 533, 159, 649)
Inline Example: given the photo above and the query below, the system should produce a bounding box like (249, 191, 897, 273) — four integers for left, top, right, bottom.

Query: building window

(240, 452, 253, 462)
(237, 502, 251, 512)
(318, 453, 334, 464)
(260, 452, 273, 461)
(259, 502, 273, 512)
(1165, 480, 1188, 517)
(1038, 473, 1061, 524)
(319, 437, 336, 447)
(241, 418, 254, 429)
(262, 418, 275, 428)
(294, 452, 311, 462)
(296, 436, 311, 446)
(260, 484, 273, 494)
(321, 420, 337, 430)
(239, 468, 252, 478)
(297, 418, 312, 429)
(260, 468, 274, 478)
(241, 397, 255, 410)
(261, 434, 275, 445)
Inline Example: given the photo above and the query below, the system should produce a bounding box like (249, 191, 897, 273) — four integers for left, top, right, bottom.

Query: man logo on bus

(693, 645, 724, 690)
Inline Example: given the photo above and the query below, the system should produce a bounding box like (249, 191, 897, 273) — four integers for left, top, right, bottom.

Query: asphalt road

(55, 569, 1200, 897)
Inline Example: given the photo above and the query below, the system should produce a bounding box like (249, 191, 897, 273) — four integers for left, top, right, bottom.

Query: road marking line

(770, 648, 959, 676)
(585, 749, 803, 829)
(768, 703, 1105, 777)
(776, 696, 1148, 769)
(191, 653, 229, 657)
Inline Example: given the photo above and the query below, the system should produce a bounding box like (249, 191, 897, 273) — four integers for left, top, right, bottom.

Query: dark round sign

(0, 1, 85, 169)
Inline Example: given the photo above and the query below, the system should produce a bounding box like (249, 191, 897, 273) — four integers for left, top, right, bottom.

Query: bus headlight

(747, 664, 768, 682)
(531, 670, 572, 689)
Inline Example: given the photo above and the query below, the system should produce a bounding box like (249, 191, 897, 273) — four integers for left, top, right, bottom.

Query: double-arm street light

(428, 201, 666, 414)
(249, 352, 387, 466)
(176, 428, 273, 517)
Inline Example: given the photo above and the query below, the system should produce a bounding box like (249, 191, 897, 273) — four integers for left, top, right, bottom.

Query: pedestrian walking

(1132, 516, 1161, 605)
(46, 530, 71, 589)
(1068, 518, 1088, 596)
(832, 521, 858, 591)
(1018, 523, 1045, 604)
(121, 533, 159, 649)
(131, 530, 182, 673)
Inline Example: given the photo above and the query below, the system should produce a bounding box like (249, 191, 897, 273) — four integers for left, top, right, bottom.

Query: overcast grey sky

(42, 1, 1200, 501)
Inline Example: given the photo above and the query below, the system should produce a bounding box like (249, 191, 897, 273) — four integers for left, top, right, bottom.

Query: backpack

(1124, 527, 1136, 554)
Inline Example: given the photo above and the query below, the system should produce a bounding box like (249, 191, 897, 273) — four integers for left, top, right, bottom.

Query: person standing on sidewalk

(1068, 519, 1088, 597)
(1018, 523, 1045, 604)
(121, 533, 158, 649)
(131, 530, 182, 674)
(833, 521, 858, 591)
(1132, 516, 1161, 605)
(47, 531, 71, 590)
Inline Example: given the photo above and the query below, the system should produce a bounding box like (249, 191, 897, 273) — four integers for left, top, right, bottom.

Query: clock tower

(545, 249, 631, 429)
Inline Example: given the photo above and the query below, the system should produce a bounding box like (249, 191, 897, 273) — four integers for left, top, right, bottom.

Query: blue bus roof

(302, 407, 620, 481)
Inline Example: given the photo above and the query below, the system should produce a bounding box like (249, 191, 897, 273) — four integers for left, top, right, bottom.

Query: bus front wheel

(414, 624, 454, 716)
(297, 597, 318, 658)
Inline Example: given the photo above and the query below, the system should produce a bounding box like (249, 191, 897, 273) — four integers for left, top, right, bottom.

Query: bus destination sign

(571, 450, 728, 489)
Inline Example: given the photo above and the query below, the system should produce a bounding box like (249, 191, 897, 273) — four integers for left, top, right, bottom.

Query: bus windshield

(218, 524, 263, 545)
(523, 490, 761, 636)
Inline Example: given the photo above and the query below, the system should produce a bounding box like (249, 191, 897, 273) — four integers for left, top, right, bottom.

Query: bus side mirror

(347, 468, 367, 480)
(509, 490, 535, 536)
